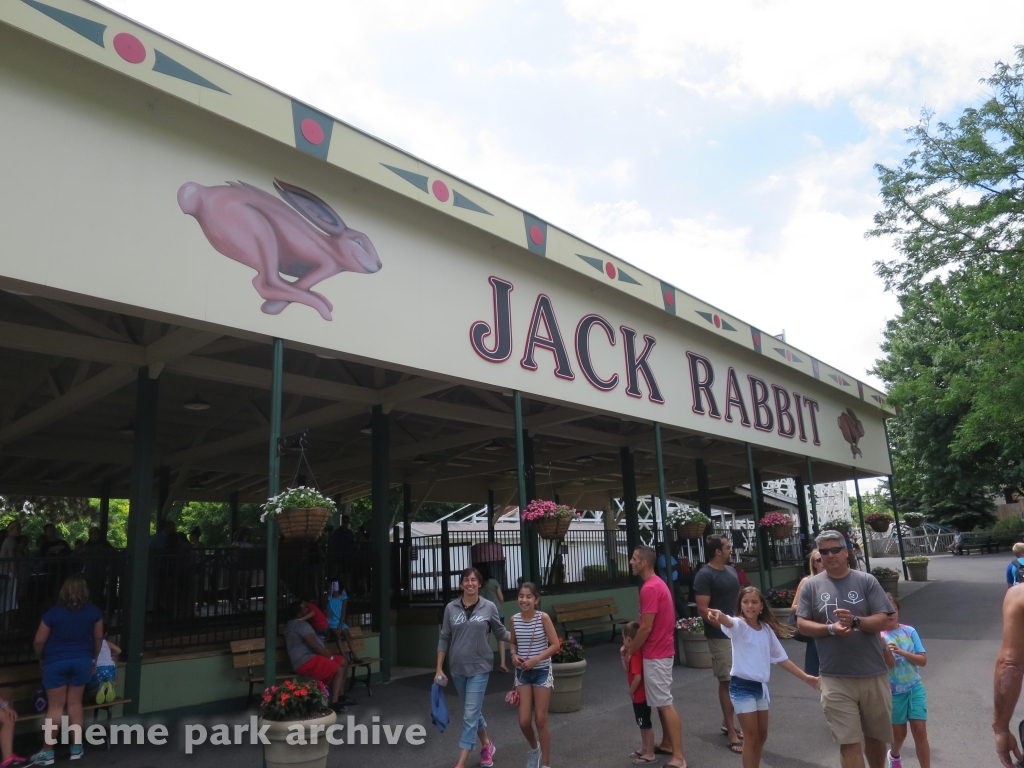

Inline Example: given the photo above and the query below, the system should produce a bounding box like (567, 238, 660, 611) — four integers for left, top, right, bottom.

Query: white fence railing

(867, 532, 956, 558)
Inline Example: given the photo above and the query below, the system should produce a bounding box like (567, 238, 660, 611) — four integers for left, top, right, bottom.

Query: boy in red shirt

(624, 622, 655, 764)
(299, 598, 330, 642)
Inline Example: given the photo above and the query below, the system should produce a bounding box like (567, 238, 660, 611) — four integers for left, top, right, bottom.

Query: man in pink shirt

(623, 546, 688, 768)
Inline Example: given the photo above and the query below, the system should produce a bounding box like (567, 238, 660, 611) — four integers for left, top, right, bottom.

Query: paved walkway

(13, 554, 1010, 766)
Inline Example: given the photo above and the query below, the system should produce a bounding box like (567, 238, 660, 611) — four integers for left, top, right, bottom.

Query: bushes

(989, 517, 1024, 534)
(582, 565, 609, 582)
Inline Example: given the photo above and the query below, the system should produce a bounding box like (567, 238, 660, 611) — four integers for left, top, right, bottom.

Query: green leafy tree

(868, 47, 1024, 528)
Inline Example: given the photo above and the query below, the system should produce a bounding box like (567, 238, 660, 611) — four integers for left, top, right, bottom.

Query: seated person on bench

(949, 529, 964, 555)
(284, 602, 352, 712)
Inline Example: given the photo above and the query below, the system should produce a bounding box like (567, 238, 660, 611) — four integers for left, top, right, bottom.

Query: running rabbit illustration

(837, 408, 865, 458)
(178, 179, 381, 320)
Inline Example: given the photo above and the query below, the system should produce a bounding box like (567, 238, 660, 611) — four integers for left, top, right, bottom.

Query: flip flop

(728, 742, 743, 754)
(654, 746, 673, 755)
(633, 757, 658, 764)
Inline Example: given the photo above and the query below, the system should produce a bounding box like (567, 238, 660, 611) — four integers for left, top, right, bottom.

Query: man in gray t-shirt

(796, 531, 895, 768)
(283, 602, 349, 710)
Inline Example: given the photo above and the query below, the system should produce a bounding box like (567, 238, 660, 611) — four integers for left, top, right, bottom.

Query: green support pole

(98, 479, 111, 540)
(486, 489, 495, 544)
(794, 475, 810, 558)
(695, 459, 712, 518)
(654, 424, 673, 589)
(745, 443, 768, 592)
(621, 448, 640, 562)
(882, 420, 909, 580)
(806, 457, 821, 537)
(371, 405, 392, 681)
(229, 491, 239, 543)
(853, 469, 871, 573)
(264, 338, 283, 690)
(513, 391, 534, 586)
(122, 367, 159, 716)
(753, 468, 773, 590)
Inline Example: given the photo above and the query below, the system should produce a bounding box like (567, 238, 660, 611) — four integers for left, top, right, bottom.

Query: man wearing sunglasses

(796, 530, 895, 768)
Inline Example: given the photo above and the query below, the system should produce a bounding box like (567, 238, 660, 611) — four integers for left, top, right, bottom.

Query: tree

(869, 47, 1024, 528)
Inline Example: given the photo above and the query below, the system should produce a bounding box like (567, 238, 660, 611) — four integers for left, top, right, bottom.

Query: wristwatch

(852, 616, 861, 629)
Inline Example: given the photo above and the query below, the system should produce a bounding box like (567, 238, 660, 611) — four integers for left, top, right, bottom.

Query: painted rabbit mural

(837, 407, 865, 458)
(177, 179, 381, 320)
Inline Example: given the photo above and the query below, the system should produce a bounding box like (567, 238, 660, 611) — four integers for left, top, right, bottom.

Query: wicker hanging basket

(868, 519, 892, 533)
(532, 517, 571, 540)
(767, 522, 794, 541)
(274, 507, 331, 542)
(675, 523, 706, 540)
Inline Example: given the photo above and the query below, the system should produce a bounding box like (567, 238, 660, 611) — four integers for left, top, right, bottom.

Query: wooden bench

(957, 533, 1017, 555)
(0, 664, 130, 749)
(553, 598, 629, 644)
(231, 628, 381, 704)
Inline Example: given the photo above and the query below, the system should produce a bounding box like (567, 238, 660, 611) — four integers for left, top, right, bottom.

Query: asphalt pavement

(12, 553, 1010, 767)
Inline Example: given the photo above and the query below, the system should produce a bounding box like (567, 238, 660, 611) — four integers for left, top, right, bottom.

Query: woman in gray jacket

(436, 567, 511, 768)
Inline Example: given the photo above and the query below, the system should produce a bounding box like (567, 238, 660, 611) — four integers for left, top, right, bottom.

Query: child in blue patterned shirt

(880, 593, 930, 768)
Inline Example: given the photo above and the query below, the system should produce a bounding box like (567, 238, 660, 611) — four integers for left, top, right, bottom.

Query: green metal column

(695, 459, 712, 518)
(745, 443, 768, 592)
(653, 424, 673, 589)
(263, 338, 283, 689)
(229, 491, 239, 543)
(122, 367, 159, 716)
(486, 489, 495, 544)
(853, 469, 871, 573)
(98, 479, 111, 540)
(753, 468, 773, 590)
(805, 457, 821, 537)
(371, 405, 392, 681)
(882, 419, 909, 580)
(621, 448, 640, 561)
(794, 475, 810, 557)
(513, 391, 535, 586)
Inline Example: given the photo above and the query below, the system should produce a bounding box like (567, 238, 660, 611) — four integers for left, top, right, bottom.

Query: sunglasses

(819, 546, 846, 556)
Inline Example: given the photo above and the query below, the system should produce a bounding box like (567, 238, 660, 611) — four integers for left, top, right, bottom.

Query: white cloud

(562, 0, 1023, 112)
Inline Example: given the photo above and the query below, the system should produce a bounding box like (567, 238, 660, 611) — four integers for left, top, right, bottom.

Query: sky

(101, 0, 1024, 390)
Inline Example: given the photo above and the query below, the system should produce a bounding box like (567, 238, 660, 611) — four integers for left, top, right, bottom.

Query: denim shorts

(729, 675, 769, 714)
(43, 658, 93, 689)
(515, 664, 553, 689)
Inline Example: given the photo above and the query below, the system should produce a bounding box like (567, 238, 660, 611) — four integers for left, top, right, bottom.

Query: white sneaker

(887, 750, 902, 768)
(526, 745, 541, 768)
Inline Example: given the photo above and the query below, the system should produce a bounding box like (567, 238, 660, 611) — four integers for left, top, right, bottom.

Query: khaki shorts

(642, 657, 674, 708)
(707, 638, 732, 682)
(819, 674, 894, 745)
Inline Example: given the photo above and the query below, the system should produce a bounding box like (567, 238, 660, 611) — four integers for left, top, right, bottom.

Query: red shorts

(296, 655, 341, 685)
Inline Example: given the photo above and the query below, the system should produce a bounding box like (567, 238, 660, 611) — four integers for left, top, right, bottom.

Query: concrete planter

(769, 607, 792, 624)
(549, 660, 587, 713)
(678, 632, 713, 669)
(877, 577, 899, 597)
(259, 710, 337, 768)
(907, 562, 929, 582)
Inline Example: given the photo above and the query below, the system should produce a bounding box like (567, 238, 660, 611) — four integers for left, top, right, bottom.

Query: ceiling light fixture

(183, 393, 211, 411)
(360, 422, 374, 435)
(118, 420, 135, 436)
(483, 440, 504, 452)
(411, 455, 429, 465)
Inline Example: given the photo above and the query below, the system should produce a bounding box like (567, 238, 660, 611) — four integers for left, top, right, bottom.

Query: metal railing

(867, 532, 957, 558)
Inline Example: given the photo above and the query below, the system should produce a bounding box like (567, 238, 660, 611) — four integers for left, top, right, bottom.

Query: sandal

(654, 746, 673, 755)
(720, 726, 744, 739)
(633, 757, 658, 764)
(728, 742, 744, 754)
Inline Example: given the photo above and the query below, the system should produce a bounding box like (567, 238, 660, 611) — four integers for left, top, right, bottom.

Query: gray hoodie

(437, 597, 510, 677)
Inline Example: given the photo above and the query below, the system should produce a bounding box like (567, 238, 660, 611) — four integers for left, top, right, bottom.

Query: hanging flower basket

(261, 487, 336, 542)
(760, 512, 795, 540)
(903, 513, 925, 528)
(667, 507, 711, 542)
(521, 500, 577, 540)
(822, 517, 852, 534)
(867, 513, 894, 533)
(675, 523, 706, 540)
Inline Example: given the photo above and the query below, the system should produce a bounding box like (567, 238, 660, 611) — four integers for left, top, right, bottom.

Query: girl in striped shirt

(510, 582, 559, 768)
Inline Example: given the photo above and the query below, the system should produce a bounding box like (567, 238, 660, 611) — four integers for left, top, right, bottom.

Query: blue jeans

(452, 673, 489, 750)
